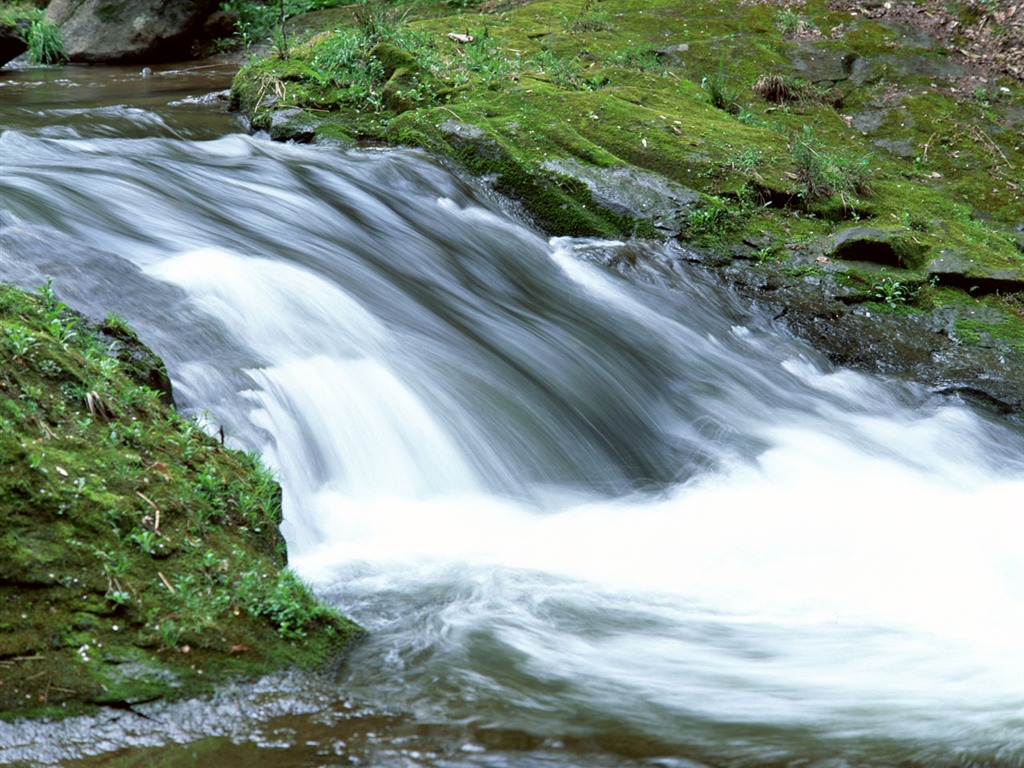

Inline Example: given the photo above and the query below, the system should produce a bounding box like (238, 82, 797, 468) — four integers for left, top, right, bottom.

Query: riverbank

(230, 0, 1024, 418)
(0, 282, 362, 721)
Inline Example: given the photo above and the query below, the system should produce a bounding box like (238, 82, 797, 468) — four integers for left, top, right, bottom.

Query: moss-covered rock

(0, 282, 363, 721)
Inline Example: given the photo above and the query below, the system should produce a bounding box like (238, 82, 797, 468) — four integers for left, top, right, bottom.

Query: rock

(873, 138, 916, 157)
(850, 50, 965, 87)
(925, 249, 1024, 294)
(46, 0, 220, 63)
(268, 108, 317, 143)
(541, 157, 700, 235)
(655, 43, 689, 64)
(788, 43, 859, 83)
(203, 10, 238, 40)
(0, 20, 28, 68)
(829, 226, 928, 269)
(850, 108, 889, 134)
(440, 120, 502, 162)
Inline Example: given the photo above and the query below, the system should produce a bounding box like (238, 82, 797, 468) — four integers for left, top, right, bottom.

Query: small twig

(157, 571, 175, 593)
(921, 131, 938, 163)
(971, 125, 1012, 167)
(137, 491, 161, 532)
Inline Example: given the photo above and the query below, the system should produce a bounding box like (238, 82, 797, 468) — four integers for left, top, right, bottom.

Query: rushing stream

(1, 64, 1022, 768)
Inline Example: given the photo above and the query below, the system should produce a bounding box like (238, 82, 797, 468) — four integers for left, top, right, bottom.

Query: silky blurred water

(1, 66, 1022, 768)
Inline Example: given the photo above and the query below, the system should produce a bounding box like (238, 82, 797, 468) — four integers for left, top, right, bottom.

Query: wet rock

(830, 226, 928, 269)
(268, 109, 317, 143)
(542, 157, 700, 235)
(718, 260, 1024, 420)
(0, 21, 28, 68)
(440, 120, 502, 162)
(203, 10, 238, 40)
(46, 0, 220, 63)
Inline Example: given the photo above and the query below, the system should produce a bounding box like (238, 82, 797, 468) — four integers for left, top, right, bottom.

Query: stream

(1, 63, 1022, 768)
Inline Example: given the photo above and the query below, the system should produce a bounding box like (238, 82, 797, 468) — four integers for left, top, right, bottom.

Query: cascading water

(0, 68, 1021, 767)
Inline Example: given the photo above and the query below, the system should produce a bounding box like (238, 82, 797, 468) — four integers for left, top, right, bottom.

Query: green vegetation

(0, 3, 66, 64)
(0, 281, 362, 720)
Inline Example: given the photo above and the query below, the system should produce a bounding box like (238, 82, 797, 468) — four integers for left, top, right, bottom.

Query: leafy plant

(871, 273, 935, 308)
(237, 568, 340, 639)
(686, 199, 732, 240)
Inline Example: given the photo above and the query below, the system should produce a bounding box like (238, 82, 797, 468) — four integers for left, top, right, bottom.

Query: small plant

(26, 17, 67, 65)
(608, 46, 662, 72)
(4, 326, 37, 357)
(567, 0, 611, 33)
(686, 199, 732, 240)
(128, 528, 159, 555)
(353, 0, 409, 46)
(776, 8, 817, 37)
(237, 568, 337, 639)
(701, 65, 739, 115)
(871, 273, 935, 308)
(791, 125, 871, 207)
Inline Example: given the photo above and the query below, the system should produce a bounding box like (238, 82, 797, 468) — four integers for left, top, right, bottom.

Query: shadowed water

(0, 67, 1022, 768)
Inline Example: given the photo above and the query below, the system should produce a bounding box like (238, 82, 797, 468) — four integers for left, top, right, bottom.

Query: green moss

(229, 0, 1023, 316)
(0, 282, 363, 721)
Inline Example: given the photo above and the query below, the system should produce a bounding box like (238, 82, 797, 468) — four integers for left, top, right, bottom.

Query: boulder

(0, 21, 28, 68)
(46, 0, 220, 63)
(829, 226, 928, 269)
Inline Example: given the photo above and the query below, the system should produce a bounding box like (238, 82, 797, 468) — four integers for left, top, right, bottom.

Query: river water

(1, 64, 1022, 768)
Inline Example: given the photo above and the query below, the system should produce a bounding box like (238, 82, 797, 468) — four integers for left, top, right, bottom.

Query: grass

(0, 281, 362, 720)
(0, 3, 67, 64)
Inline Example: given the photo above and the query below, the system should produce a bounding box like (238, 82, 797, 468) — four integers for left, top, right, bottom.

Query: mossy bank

(229, 0, 1024, 416)
(0, 282, 362, 721)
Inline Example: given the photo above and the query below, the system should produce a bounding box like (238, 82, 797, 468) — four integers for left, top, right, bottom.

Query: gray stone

(268, 109, 316, 144)
(830, 226, 928, 268)
(850, 108, 888, 134)
(873, 138, 916, 158)
(655, 43, 689, 64)
(46, 0, 220, 63)
(789, 43, 859, 83)
(541, 157, 700, 235)
(879, 21, 937, 49)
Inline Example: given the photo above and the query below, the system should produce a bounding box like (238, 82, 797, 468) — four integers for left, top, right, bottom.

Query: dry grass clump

(752, 73, 798, 104)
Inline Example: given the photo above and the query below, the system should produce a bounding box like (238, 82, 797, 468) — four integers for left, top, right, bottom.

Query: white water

(1, 113, 1022, 766)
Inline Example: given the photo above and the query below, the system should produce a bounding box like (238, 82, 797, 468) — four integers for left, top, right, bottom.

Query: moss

(228, 0, 1023, 338)
(0, 282, 363, 721)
